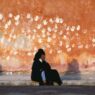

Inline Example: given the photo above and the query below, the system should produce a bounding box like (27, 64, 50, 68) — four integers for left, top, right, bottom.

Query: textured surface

(0, 0, 95, 72)
(0, 85, 95, 95)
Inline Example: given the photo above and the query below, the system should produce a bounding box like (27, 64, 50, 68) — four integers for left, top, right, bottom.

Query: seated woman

(31, 48, 62, 85)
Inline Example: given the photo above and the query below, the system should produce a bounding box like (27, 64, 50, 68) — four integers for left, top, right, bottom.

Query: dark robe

(42, 61, 62, 85)
(31, 60, 43, 82)
(31, 60, 62, 85)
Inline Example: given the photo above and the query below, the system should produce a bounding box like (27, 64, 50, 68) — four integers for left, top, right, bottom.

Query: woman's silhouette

(31, 48, 62, 85)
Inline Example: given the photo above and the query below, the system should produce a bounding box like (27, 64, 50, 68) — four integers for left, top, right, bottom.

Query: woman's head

(34, 48, 45, 61)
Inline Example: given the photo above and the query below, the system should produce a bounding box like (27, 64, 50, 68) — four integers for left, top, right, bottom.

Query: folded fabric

(41, 71, 46, 82)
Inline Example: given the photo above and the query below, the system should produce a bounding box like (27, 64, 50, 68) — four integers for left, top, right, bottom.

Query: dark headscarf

(34, 48, 45, 61)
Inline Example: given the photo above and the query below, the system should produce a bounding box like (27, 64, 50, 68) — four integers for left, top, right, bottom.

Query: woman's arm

(43, 61, 51, 70)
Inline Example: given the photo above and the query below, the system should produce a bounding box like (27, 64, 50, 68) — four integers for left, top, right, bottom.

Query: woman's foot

(39, 82, 45, 85)
(46, 81, 54, 85)
(58, 81, 63, 86)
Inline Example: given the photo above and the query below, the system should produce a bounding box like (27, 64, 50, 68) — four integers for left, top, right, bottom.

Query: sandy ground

(0, 72, 95, 86)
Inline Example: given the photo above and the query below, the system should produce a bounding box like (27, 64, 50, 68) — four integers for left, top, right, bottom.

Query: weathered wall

(0, 0, 95, 72)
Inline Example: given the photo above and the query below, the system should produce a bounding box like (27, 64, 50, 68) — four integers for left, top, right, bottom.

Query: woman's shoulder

(33, 60, 42, 65)
(32, 60, 41, 69)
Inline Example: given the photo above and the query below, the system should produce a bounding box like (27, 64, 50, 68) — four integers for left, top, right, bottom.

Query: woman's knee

(52, 69, 59, 74)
